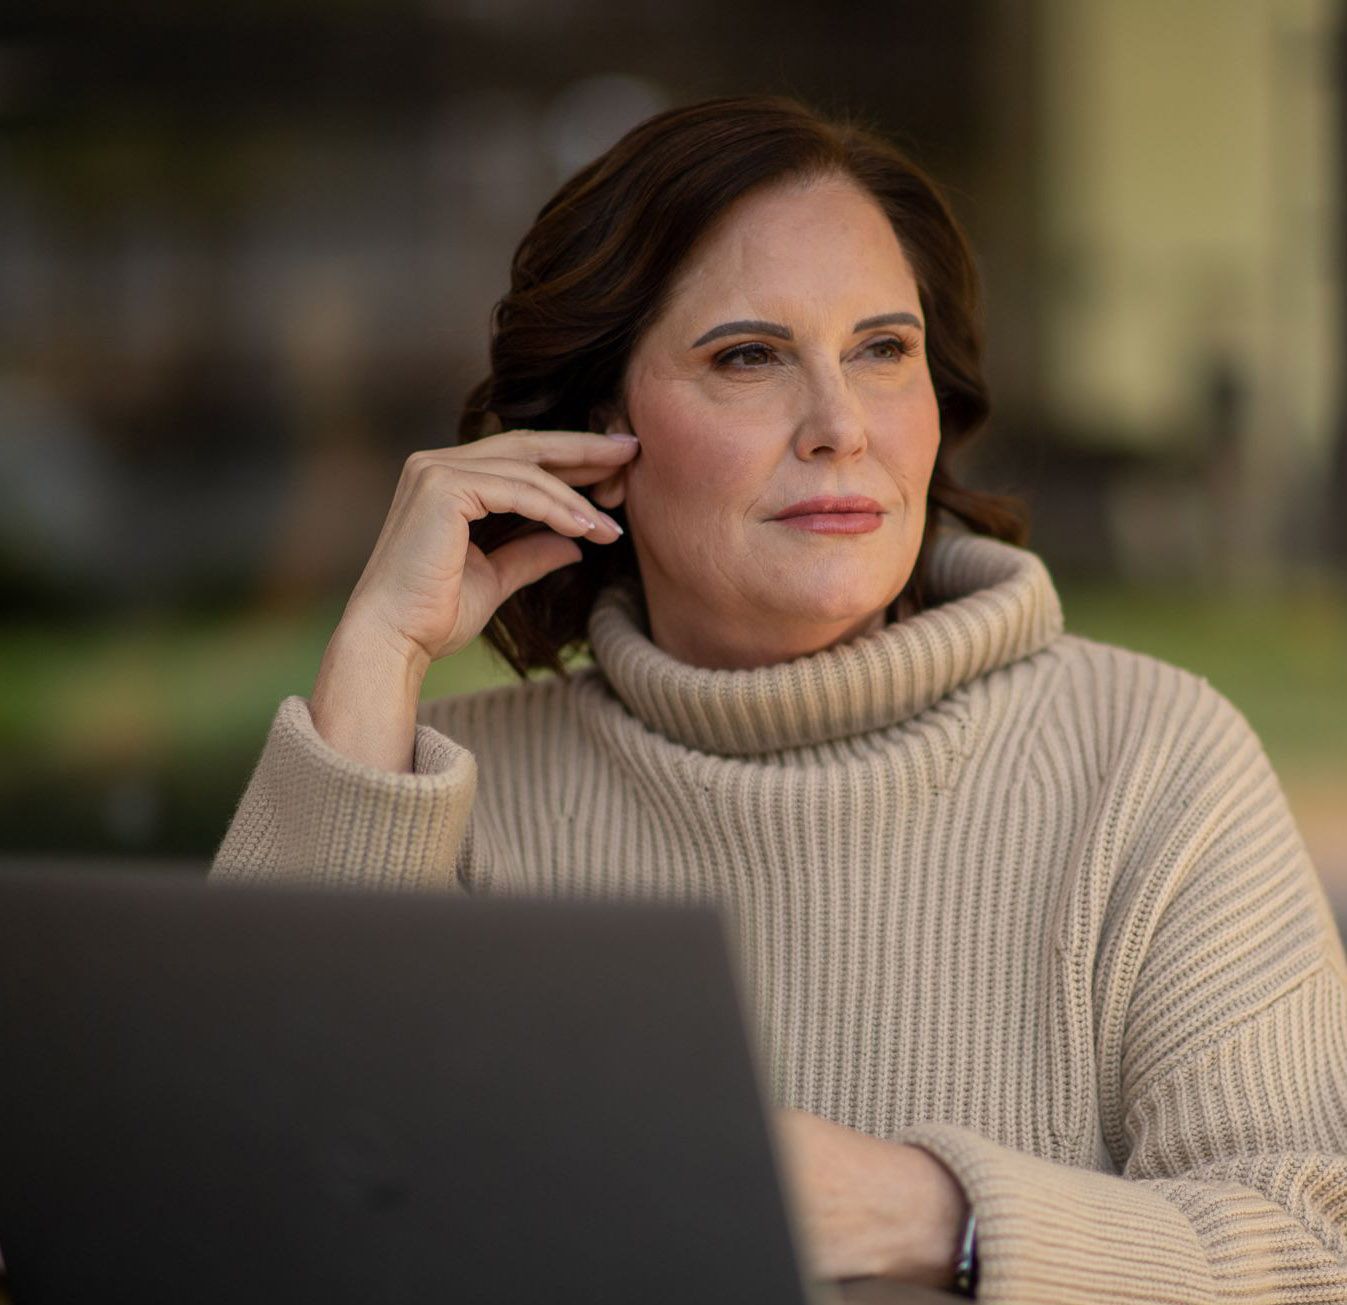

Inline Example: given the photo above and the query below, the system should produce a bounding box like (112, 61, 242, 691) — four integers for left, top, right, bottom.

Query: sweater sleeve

(892, 688, 1347, 1304)
(208, 694, 478, 892)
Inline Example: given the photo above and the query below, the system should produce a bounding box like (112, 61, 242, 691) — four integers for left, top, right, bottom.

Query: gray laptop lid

(0, 867, 820, 1305)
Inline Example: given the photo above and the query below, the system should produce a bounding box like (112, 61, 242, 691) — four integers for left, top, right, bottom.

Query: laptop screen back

(0, 868, 813, 1305)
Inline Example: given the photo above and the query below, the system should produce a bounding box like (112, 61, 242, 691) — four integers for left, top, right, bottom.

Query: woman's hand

(772, 1107, 969, 1287)
(309, 428, 638, 771)
(341, 429, 639, 670)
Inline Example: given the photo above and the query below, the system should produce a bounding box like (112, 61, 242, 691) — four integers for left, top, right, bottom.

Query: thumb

(485, 530, 585, 603)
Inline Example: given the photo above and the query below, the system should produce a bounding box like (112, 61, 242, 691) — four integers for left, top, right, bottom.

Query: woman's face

(594, 174, 941, 667)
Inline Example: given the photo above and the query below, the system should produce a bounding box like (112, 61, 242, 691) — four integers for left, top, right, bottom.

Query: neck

(641, 583, 905, 671)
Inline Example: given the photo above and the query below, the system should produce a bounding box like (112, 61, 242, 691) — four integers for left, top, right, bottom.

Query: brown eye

(866, 336, 921, 360)
(715, 343, 776, 368)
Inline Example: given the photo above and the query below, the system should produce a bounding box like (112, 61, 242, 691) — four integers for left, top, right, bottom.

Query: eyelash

(713, 335, 922, 369)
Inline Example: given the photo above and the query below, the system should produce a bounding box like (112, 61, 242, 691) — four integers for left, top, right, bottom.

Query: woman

(211, 95, 1347, 1301)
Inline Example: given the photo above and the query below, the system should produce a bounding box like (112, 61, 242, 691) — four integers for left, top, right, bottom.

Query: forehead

(662, 178, 920, 317)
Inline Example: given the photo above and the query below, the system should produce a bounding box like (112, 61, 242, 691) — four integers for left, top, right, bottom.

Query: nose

(790, 366, 868, 460)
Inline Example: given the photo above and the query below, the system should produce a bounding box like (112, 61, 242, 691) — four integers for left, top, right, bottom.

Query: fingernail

(597, 511, 624, 535)
(572, 510, 599, 530)
(606, 433, 639, 443)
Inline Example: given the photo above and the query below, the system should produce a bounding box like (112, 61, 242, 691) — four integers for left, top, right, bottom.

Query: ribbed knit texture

(212, 531, 1347, 1303)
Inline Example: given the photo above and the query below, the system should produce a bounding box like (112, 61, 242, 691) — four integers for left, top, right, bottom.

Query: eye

(714, 342, 777, 369)
(712, 335, 922, 370)
(865, 335, 922, 361)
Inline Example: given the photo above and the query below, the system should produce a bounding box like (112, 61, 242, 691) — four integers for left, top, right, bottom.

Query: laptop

(0, 866, 942, 1305)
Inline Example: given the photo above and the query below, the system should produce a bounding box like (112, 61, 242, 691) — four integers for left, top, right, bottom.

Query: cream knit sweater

(212, 531, 1347, 1304)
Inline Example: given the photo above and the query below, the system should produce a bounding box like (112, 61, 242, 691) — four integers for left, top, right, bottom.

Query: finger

(545, 463, 634, 490)
(409, 438, 638, 490)
(439, 456, 617, 529)
(455, 429, 640, 468)
(478, 459, 632, 490)
(433, 465, 617, 540)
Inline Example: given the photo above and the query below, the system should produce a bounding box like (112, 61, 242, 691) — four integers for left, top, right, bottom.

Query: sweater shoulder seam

(1125, 960, 1335, 1108)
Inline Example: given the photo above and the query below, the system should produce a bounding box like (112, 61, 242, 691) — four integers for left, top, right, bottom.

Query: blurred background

(1, 0, 1344, 932)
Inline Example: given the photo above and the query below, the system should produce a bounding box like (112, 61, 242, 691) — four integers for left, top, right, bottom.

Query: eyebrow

(690, 311, 923, 349)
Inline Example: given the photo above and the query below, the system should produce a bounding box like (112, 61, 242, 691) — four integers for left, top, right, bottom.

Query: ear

(590, 404, 634, 511)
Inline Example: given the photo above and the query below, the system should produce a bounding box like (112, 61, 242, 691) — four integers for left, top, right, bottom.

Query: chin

(775, 578, 893, 627)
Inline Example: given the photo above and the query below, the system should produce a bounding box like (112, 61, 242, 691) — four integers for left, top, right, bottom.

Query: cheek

(628, 394, 765, 512)
(883, 384, 942, 486)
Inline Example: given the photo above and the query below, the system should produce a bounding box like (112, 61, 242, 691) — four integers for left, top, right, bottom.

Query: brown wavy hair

(458, 93, 1028, 679)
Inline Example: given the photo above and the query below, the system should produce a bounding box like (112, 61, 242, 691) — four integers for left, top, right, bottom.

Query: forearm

(310, 618, 431, 774)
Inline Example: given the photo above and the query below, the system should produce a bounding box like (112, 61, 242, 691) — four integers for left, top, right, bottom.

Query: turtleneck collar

(585, 531, 1064, 756)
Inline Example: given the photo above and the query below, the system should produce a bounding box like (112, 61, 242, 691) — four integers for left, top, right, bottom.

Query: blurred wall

(1034, 0, 1340, 585)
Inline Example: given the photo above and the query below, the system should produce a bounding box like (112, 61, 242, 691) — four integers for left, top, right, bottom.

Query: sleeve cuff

(891, 1121, 1214, 1304)
(211, 694, 478, 892)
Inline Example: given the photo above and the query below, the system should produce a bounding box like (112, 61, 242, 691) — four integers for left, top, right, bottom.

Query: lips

(772, 495, 885, 519)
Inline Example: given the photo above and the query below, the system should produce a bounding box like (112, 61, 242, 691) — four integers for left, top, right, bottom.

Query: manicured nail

(572, 510, 599, 530)
(597, 511, 624, 535)
(606, 433, 639, 443)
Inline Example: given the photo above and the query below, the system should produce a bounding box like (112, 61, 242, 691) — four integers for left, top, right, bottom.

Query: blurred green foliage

(2, 580, 1344, 858)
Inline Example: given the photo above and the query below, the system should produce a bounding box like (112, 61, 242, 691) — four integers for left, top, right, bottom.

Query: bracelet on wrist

(951, 1208, 978, 1297)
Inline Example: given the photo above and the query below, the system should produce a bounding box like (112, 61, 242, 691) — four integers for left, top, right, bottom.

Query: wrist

(334, 608, 434, 682)
(310, 619, 430, 773)
(882, 1145, 971, 1290)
